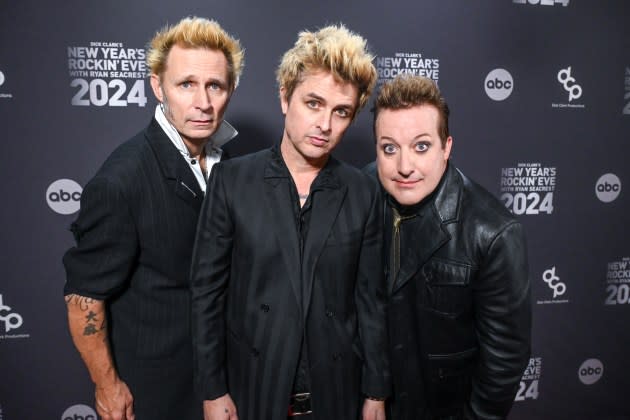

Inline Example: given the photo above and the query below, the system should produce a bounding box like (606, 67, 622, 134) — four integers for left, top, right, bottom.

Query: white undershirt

(154, 104, 238, 193)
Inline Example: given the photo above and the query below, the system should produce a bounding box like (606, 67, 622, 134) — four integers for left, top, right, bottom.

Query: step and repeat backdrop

(1, 1, 629, 419)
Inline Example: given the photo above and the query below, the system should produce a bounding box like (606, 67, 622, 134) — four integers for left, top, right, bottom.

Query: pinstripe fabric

(191, 147, 391, 420)
(63, 118, 212, 419)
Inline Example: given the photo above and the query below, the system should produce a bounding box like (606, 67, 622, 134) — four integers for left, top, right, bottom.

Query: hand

(204, 394, 239, 420)
(362, 398, 386, 420)
(94, 379, 134, 420)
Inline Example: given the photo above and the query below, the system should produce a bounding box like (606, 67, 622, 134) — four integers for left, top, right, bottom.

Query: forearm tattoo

(65, 294, 107, 336)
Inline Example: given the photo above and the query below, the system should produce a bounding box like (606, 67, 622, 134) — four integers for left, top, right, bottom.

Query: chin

(186, 130, 214, 140)
(301, 147, 328, 160)
(396, 197, 422, 206)
(392, 190, 426, 206)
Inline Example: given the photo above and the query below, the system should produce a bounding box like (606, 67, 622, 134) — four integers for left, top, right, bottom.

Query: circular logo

(61, 404, 97, 420)
(578, 358, 604, 385)
(595, 173, 621, 203)
(484, 68, 514, 101)
(46, 179, 83, 215)
(0, 71, 5, 86)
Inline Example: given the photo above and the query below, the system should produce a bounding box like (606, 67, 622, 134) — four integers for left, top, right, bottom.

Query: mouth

(189, 118, 213, 125)
(394, 179, 422, 187)
(309, 136, 329, 146)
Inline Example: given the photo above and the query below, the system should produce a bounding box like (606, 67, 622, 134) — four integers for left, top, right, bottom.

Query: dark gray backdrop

(1, 1, 629, 419)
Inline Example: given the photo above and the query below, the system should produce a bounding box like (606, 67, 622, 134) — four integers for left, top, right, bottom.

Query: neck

(280, 138, 323, 199)
(280, 137, 327, 178)
(183, 137, 209, 158)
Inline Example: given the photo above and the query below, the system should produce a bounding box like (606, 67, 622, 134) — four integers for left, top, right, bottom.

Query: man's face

(280, 69, 358, 165)
(376, 105, 452, 206)
(150, 44, 232, 147)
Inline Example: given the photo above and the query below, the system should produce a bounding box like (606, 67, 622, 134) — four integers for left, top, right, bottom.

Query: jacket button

(252, 348, 260, 357)
(325, 310, 334, 318)
(260, 304, 270, 312)
(332, 353, 342, 361)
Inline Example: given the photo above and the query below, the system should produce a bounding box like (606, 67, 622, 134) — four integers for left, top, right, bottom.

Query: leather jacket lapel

(391, 163, 461, 294)
(392, 209, 449, 294)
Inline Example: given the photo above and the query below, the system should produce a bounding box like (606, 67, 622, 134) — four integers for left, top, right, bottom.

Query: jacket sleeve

(190, 163, 233, 400)
(467, 221, 531, 419)
(63, 176, 138, 299)
(355, 180, 392, 398)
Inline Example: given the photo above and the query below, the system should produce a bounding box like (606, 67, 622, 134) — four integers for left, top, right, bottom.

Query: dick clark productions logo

(0, 294, 23, 333)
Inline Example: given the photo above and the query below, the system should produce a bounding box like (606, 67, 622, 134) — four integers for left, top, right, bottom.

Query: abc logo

(595, 173, 621, 203)
(578, 358, 604, 385)
(61, 404, 97, 420)
(484, 68, 514, 101)
(0, 70, 5, 86)
(46, 178, 83, 215)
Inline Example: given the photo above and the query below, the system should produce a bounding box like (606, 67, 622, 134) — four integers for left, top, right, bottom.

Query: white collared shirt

(154, 104, 238, 193)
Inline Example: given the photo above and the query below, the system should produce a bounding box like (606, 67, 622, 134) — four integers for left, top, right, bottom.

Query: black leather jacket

(382, 163, 531, 420)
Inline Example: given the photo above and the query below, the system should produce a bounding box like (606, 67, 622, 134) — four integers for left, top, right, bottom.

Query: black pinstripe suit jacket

(190, 147, 391, 420)
(63, 118, 211, 419)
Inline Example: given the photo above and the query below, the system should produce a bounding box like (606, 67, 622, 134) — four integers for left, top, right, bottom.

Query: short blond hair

(146, 16, 244, 89)
(276, 24, 377, 114)
(374, 75, 450, 146)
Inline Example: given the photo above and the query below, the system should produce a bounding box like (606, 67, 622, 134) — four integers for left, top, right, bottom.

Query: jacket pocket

(425, 347, 477, 414)
(419, 259, 474, 317)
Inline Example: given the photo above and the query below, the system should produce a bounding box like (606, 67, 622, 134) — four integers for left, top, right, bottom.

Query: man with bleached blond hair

(191, 24, 390, 420)
(63, 16, 243, 420)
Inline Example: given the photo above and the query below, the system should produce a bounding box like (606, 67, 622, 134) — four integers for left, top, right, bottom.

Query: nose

(194, 88, 212, 111)
(317, 111, 332, 133)
(397, 150, 414, 176)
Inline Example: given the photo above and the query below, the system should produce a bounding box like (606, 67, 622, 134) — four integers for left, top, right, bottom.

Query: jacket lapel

(392, 209, 449, 294)
(145, 118, 204, 211)
(263, 151, 303, 310)
(302, 159, 345, 317)
(391, 163, 461, 294)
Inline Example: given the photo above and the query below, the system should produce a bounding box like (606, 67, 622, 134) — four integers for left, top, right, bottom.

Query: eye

(336, 108, 352, 118)
(181, 81, 192, 89)
(209, 82, 222, 91)
(306, 100, 319, 109)
(415, 142, 429, 152)
(382, 143, 397, 155)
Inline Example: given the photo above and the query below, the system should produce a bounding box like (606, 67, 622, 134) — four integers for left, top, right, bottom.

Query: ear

(150, 74, 163, 102)
(443, 136, 453, 161)
(279, 86, 289, 115)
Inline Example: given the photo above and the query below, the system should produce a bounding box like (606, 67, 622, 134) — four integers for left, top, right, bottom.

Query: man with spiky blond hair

(191, 24, 390, 420)
(63, 17, 243, 420)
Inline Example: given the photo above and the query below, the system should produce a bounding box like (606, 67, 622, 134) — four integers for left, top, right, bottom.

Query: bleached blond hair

(147, 16, 244, 89)
(276, 24, 377, 114)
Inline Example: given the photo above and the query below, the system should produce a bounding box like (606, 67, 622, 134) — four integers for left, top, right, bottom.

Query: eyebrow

(175, 75, 226, 84)
(379, 133, 433, 142)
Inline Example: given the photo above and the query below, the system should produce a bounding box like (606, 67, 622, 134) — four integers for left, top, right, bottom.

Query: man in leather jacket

(371, 75, 531, 419)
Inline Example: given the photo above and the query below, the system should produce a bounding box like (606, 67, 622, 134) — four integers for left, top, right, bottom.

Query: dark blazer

(63, 118, 210, 420)
(382, 163, 531, 420)
(191, 147, 391, 420)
